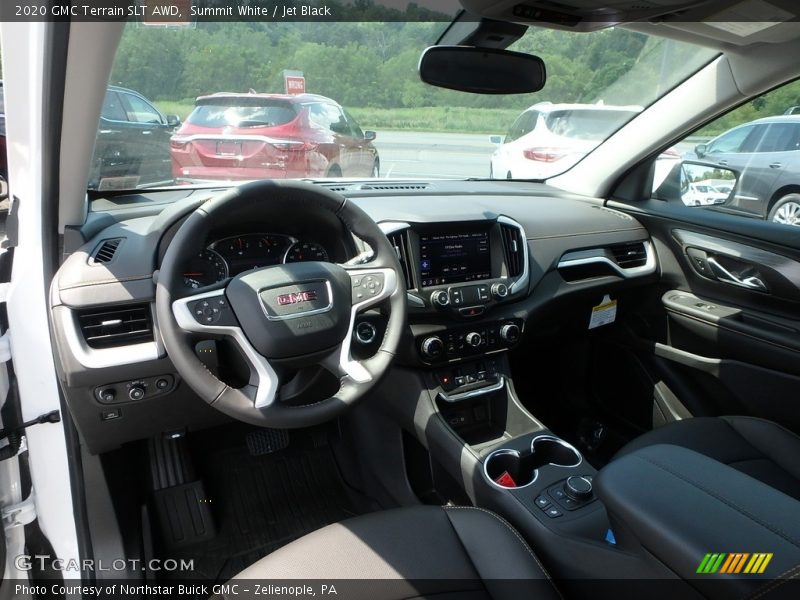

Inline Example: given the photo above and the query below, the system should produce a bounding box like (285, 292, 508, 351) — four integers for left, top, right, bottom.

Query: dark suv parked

(692, 115, 800, 226)
(89, 85, 180, 190)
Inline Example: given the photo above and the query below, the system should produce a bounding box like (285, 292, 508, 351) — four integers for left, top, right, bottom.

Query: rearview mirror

(490, 135, 503, 144)
(364, 130, 377, 141)
(419, 46, 546, 95)
(166, 114, 182, 128)
(680, 161, 737, 207)
(694, 143, 707, 158)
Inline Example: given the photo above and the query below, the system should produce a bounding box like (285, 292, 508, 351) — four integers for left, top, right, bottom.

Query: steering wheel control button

(354, 321, 377, 345)
(191, 295, 234, 325)
(565, 475, 594, 501)
(352, 272, 385, 301)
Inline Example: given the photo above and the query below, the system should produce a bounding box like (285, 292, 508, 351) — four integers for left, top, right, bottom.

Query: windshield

(543, 109, 641, 141)
(89, 13, 717, 195)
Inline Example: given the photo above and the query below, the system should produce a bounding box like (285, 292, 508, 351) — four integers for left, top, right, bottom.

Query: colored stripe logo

(697, 553, 773, 574)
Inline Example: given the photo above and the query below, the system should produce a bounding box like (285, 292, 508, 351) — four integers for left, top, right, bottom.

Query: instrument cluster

(182, 233, 329, 289)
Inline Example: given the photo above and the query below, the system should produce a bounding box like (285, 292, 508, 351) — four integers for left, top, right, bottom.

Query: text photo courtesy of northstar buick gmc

(3, 1, 800, 599)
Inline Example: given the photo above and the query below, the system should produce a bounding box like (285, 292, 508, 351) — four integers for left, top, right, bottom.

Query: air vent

(77, 304, 153, 349)
(89, 238, 123, 265)
(360, 183, 430, 191)
(500, 223, 524, 278)
(610, 242, 648, 269)
(387, 229, 415, 290)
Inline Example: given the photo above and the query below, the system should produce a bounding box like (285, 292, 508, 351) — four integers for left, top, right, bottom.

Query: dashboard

(50, 179, 659, 453)
(184, 234, 330, 289)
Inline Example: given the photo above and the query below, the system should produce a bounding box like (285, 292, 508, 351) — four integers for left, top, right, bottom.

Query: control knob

(354, 321, 377, 345)
(465, 332, 482, 347)
(500, 323, 521, 343)
(430, 290, 450, 307)
(491, 282, 509, 299)
(421, 336, 444, 359)
(98, 388, 116, 403)
(564, 475, 593, 501)
(128, 385, 146, 401)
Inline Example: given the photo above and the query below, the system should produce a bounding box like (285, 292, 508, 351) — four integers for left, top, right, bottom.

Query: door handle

(706, 257, 768, 292)
(717, 160, 728, 166)
(769, 162, 783, 168)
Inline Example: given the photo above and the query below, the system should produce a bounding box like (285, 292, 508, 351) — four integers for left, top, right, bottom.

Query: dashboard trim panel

(62, 307, 162, 369)
(557, 240, 657, 278)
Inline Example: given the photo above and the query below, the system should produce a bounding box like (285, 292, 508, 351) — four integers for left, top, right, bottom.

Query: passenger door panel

(608, 198, 800, 431)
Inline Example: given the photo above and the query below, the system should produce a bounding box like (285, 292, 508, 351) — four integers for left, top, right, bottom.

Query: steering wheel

(155, 180, 407, 428)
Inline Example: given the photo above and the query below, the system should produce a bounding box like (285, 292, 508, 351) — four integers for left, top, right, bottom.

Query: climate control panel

(417, 318, 524, 364)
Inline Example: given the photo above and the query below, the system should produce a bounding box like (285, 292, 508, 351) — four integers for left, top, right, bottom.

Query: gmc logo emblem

(277, 291, 318, 306)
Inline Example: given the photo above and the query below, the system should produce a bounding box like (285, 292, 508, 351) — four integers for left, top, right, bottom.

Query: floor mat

(160, 428, 361, 582)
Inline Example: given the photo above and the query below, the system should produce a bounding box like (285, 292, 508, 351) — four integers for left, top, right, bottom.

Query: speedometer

(283, 241, 329, 263)
(183, 249, 228, 289)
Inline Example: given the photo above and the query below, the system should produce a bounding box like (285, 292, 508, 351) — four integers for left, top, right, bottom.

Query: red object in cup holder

(495, 470, 517, 488)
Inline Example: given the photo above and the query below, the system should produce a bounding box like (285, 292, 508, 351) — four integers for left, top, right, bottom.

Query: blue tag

(605, 528, 617, 545)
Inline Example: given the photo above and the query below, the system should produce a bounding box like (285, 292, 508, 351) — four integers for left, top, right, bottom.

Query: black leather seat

(615, 416, 800, 501)
(219, 505, 562, 600)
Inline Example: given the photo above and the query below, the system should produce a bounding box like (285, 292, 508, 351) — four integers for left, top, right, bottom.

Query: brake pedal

(246, 428, 289, 456)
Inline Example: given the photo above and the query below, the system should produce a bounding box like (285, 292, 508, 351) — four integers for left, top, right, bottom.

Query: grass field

(153, 100, 518, 135)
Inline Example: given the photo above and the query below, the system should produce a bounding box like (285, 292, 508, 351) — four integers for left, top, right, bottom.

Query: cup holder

(483, 435, 582, 489)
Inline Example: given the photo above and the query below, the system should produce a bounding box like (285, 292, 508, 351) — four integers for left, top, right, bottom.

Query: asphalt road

(372, 131, 702, 180)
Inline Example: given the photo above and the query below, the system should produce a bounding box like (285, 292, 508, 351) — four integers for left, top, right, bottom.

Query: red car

(170, 92, 379, 181)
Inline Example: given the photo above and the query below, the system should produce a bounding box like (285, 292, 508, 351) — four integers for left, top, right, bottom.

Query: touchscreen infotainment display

(419, 229, 491, 286)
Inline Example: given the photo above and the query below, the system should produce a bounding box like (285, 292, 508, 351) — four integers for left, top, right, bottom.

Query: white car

(683, 182, 730, 206)
(489, 102, 642, 179)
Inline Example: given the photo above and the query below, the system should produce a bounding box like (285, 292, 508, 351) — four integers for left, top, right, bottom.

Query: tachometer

(183, 249, 228, 289)
(221, 236, 251, 256)
(283, 241, 329, 263)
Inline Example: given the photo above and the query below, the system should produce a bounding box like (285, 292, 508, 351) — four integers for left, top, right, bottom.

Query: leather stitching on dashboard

(443, 506, 563, 598)
(633, 455, 800, 550)
(746, 562, 800, 600)
(60, 275, 154, 289)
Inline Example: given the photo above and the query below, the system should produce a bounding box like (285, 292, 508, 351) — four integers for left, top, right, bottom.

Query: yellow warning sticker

(589, 294, 617, 330)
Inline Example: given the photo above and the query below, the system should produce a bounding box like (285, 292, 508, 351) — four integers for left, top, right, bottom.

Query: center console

(377, 215, 652, 581)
